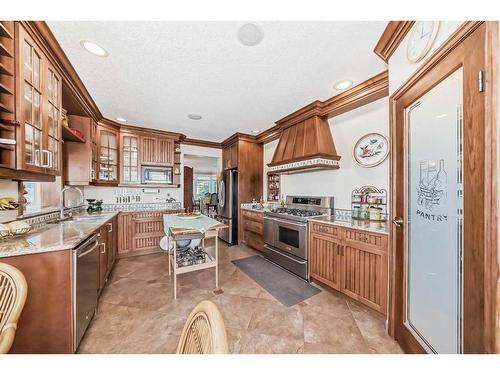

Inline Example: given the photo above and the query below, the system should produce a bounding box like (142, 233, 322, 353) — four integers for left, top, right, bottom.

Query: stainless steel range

(264, 195, 334, 280)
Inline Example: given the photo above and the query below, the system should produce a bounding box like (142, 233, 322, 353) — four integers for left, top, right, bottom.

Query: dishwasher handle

(78, 241, 98, 258)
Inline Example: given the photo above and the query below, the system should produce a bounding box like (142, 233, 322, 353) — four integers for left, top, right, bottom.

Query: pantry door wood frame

(389, 21, 499, 354)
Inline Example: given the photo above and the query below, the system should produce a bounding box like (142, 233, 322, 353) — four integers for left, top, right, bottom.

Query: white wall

(389, 22, 462, 94)
(264, 97, 389, 209)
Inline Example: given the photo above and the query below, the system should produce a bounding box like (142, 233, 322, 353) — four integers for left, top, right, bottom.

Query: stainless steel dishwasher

(73, 234, 99, 351)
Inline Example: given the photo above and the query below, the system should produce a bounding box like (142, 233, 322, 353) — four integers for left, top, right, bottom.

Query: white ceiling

(48, 21, 387, 142)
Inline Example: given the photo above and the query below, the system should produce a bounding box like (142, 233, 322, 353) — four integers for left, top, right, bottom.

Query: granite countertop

(0, 212, 119, 258)
(308, 216, 389, 234)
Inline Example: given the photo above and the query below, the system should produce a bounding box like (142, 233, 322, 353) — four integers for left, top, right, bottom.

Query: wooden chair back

(176, 300, 229, 354)
(0, 262, 28, 354)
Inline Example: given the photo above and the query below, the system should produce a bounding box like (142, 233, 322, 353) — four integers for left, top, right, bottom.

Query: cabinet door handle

(107, 223, 113, 233)
(100, 243, 106, 254)
(41, 150, 51, 167)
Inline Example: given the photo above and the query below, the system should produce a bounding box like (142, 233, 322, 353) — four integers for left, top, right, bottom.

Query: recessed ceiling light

(80, 40, 108, 57)
(252, 130, 260, 134)
(187, 114, 202, 120)
(334, 80, 353, 90)
(237, 23, 264, 47)
(116, 117, 127, 122)
(436, 113, 448, 119)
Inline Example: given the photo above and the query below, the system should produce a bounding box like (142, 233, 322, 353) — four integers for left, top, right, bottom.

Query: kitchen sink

(50, 215, 105, 224)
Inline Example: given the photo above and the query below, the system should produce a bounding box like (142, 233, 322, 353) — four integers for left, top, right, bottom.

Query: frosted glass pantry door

(405, 68, 463, 354)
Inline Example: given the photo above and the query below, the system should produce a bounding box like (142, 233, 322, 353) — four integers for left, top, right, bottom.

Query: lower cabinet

(309, 223, 388, 315)
(117, 209, 184, 258)
(241, 209, 264, 251)
(97, 216, 118, 293)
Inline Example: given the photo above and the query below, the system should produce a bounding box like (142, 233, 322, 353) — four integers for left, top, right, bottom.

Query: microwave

(142, 166, 173, 184)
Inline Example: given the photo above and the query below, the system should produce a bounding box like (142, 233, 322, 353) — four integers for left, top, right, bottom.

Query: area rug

(232, 255, 320, 306)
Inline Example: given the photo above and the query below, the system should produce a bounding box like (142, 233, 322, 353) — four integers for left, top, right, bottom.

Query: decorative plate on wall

(353, 133, 389, 168)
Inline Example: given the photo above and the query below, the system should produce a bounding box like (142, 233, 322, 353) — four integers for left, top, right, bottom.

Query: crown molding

(182, 138, 222, 149)
(274, 70, 389, 130)
(373, 21, 415, 63)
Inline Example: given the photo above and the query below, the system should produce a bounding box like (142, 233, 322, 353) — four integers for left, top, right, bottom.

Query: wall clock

(353, 133, 389, 168)
(406, 21, 440, 63)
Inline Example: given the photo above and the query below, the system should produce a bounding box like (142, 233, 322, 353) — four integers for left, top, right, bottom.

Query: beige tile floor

(78, 240, 403, 354)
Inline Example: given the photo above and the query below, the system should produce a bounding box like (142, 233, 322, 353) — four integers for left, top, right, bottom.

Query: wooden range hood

(268, 115, 340, 174)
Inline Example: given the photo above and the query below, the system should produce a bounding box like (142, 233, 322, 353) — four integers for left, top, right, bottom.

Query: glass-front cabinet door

(97, 125, 119, 184)
(121, 133, 140, 184)
(19, 27, 43, 172)
(45, 64, 62, 175)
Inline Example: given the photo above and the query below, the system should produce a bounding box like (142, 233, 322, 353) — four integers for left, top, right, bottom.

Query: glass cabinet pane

(33, 52, 40, 89)
(33, 91, 41, 128)
(23, 41, 32, 83)
(24, 84, 32, 124)
(25, 124, 33, 164)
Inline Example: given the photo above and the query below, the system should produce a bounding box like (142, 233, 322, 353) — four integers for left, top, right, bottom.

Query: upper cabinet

(17, 24, 63, 176)
(141, 136, 174, 166)
(96, 123, 119, 184)
(63, 115, 97, 185)
(120, 132, 140, 184)
(222, 141, 238, 170)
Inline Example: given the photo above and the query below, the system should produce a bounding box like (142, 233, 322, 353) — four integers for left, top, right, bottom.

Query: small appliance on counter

(86, 199, 103, 213)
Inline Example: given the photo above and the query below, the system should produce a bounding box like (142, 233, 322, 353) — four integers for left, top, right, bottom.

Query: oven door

(274, 219, 308, 259)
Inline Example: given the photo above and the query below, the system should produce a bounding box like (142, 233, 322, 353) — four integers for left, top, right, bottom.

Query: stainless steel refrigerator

(216, 169, 238, 245)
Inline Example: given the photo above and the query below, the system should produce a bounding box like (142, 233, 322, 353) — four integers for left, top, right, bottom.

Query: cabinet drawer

(243, 219, 263, 235)
(243, 230, 264, 251)
(134, 235, 163, 250)
(344, 229, 387, 251)
(310, 222, 341, 238)
(132, 211, 164, 220)
(242, 209, 263, 223)
(134, 219, 164, 236)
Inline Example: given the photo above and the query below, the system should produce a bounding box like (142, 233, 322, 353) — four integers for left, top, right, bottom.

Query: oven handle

(265, 245, 307, 265)
(264, 216, 308, 227)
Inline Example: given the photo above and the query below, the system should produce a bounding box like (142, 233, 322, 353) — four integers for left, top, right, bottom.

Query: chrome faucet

(60, 186, 84, 219)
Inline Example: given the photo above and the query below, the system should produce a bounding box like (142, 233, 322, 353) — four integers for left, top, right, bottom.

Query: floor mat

(232, 255, 320, 306)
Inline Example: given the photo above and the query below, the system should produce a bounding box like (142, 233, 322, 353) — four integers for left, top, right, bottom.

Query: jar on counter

(369, 206, 382, 221)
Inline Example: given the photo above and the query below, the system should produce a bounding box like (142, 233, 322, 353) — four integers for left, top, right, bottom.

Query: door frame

(388, 21, 499, 353)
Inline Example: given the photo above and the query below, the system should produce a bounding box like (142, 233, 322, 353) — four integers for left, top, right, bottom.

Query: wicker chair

(0, 262, 28, 354)
(176, 300, 229, 354)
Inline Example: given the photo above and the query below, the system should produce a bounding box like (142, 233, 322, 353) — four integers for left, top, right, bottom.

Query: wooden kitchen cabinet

(222, 141, 238, 170)
(64, 115, 98, 185)
(120, 132, 140, 184)
(241, 209, 264, 251)
(97, 217, 118, 293)
(96, 122, 120, 184)
(309, 232, 343, 291)
(1, 250, 74, 353)
(14, 23, 62, 177)
(309, 223, 388, 315)
(117, 209, 184, 258)
(141, 136, 174, 166)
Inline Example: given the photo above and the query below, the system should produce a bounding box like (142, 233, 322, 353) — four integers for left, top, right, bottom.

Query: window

(194, 174, 217, 200)
(22, 177, 62, 215)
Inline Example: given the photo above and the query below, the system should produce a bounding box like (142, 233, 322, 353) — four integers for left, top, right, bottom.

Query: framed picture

(353, 133, 389, 168)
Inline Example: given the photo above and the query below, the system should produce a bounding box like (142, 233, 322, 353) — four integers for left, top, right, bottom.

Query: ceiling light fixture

(116, 117, 127, 122)
(334, 80, 353, 90)
(252, 130, 260, 134)
(80, 40, 108, 57)
(237, 23, 264, 47)
(187, 114, 202, 120)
